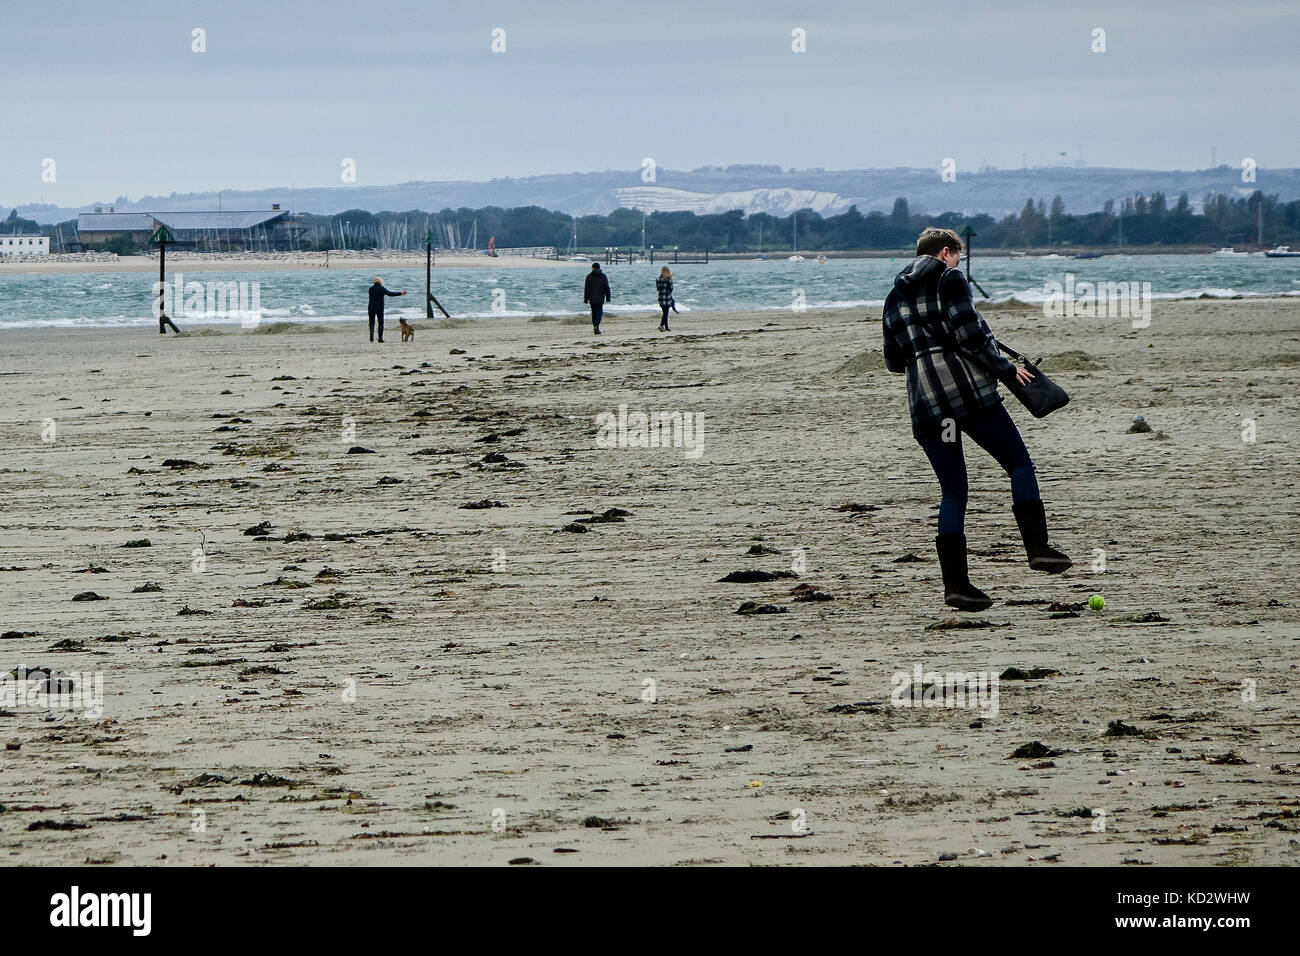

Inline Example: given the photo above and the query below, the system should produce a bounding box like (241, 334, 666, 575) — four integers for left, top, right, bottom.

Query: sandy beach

(0, 298, 1296, 867)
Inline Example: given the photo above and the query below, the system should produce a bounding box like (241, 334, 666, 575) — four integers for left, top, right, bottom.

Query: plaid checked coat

(882, 255, 1019, 437)
(656, 275, 674, 308)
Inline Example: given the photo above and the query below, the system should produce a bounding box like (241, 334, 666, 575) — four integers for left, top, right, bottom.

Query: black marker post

(423, 230, 450, 319)
(150, 224, 180, 334)
(423, 230, 435, 318)
(961, 225, 990, 300)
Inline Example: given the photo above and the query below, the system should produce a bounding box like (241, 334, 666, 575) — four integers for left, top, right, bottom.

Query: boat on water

(788, 254, 806, 261)
(1073, 252, 1103, 260)
(1213, 247, 1249, 257)
(1264, 245, 1300, 258)
(817, 255, 828, 264)
(565, 222, 587, 262)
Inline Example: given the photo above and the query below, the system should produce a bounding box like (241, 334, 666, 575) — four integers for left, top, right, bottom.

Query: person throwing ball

(367, 277, 407, 343)
(882, 227, 1071, 611)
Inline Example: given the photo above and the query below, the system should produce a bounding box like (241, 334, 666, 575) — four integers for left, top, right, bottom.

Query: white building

(0, 235, 49, 256)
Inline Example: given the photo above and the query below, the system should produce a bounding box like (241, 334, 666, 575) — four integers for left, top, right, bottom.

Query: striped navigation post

(149, 224, 180, 333)
(422, 230, 450, 319)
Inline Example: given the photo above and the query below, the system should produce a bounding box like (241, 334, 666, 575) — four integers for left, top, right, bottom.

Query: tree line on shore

(6, 189, 1297, 254)
(284, 190, 1300, 252)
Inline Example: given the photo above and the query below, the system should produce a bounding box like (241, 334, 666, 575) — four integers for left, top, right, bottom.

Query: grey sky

(4, 0, 1297, 208)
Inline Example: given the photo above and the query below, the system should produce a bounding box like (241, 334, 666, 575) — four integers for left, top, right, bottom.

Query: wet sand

(0, 298, 1297, 866)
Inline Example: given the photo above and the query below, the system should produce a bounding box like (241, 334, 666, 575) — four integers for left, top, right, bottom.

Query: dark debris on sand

(926, 618, 993, 630)
(1009, 741, 1065, 759)
(1000, 667, 1060, 680)
(1106, 719, 1156, 739)
(736, 602, 787, 615)
(578, 508, 631, 524)
(717, 569, 796, 584)
(828, 701, 880, 715)
(791, 583, 834, 602)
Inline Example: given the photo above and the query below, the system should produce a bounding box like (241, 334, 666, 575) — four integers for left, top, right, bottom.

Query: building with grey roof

(76, 204, 303, 251)
(75, 211, 156, 245)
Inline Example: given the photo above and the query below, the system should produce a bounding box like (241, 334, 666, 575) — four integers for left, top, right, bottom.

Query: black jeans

(368, 310, 384, 341)
(660, 305, 670, 325)
(916, 402, 1039, 535)
(590, 302, 603, 328)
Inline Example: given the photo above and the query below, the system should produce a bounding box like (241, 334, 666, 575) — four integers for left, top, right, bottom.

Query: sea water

(0, 254, 1296, 330)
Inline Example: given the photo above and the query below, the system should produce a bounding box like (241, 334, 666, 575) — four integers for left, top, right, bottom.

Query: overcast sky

(4, 0, 1297, 207)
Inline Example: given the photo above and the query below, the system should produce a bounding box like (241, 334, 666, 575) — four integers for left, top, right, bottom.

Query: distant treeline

(8, 190, 1298, 253)
(237, 190, 1300, 252)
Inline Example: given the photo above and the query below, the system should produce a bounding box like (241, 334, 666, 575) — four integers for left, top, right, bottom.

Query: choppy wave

(994, 286, 1300, 306)
(2, 255, 1299, 330)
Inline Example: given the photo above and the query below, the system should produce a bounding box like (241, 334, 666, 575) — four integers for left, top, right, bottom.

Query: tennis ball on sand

(1088, 594, 1106, 610)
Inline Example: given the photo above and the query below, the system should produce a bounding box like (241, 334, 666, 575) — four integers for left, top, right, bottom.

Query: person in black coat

(367, 277, 407, 342)
(583, 263, 610, 334)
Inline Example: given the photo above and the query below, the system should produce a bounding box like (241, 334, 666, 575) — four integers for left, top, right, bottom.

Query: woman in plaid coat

(656, 267, 675, 331)
(882, 228, 1071, 611)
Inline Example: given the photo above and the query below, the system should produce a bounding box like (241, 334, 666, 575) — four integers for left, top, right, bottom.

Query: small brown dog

(399, 319, 415, 342)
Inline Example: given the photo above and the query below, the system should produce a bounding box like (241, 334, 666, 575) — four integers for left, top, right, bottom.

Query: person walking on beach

(882, 227, 1071, 611)
(584, 262, 610, 334)
(367, 277, 407, 342)
(656, 267, 675, 331)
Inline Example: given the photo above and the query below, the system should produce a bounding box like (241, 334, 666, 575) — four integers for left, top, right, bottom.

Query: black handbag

(910, 311, 1069, 419)
(993, 341, 1070, 419)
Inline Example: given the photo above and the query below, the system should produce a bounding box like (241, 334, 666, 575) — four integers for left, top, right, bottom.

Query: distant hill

(13, 164, 1300, 223)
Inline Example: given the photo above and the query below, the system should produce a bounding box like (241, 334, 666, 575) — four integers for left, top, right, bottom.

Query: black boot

(935, 534, 993, 611)
(1012, 499, 1072, 573)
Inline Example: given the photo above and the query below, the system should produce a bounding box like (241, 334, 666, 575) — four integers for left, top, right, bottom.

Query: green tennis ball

(1088, 594, 1105, 610)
